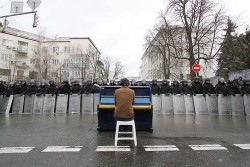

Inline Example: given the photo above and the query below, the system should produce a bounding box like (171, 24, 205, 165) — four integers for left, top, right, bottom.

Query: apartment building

(140, 26, 216, 81)
(0, 24, 102, 83)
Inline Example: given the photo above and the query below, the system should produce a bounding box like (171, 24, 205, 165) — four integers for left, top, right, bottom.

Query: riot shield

(55, 94, 68, 113)
(43, 94, 56, 113)
(0, 95, 3, 105)
(33, 95, 45, 114)
(173, 94, 185, 114)
(81, 94, 94, 113)
(231, 94, 245, 115)
(23, 95, 35, 113)
(161, 94, 173, 114)
(244, 95, 250, 115)
(152, 95, 162, 114)
(184, 95, 195, 115)
(206, 94, 218, 115)
(12, 95, 25, 113)
(218, 94, 231, 115)
(0, 95, 13, 113)
(193, 94, 208, 115)
(68, 94, 81, 113)
(94, 93, 100, 113)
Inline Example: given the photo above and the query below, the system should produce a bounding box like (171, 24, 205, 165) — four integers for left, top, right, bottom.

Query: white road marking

(234, 144, 250, 149)
(96, 146, 131, 152)
(42, 146, 82, 152)
(0, 147, 35, 153)
(189, 144, 227, 151)
(144, 145, 179, 151)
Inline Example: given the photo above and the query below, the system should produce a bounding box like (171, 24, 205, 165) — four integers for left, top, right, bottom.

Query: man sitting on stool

(114, 78, 135, 121)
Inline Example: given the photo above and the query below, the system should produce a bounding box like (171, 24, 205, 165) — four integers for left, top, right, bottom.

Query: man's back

(114, 87, 135, 119)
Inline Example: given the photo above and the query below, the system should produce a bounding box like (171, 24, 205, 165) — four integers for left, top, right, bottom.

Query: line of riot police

(0, 77, 249, 97)
(0, 78, 119, 96)
(148, 77, 250, 96)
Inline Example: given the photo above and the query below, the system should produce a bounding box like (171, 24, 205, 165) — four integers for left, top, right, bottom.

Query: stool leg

(132, 124, 137, 146)
(115, 123, 119, 146)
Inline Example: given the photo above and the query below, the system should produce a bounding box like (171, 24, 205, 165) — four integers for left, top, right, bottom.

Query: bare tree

(100, 56, 112, 81)
(113, 60, 124, 79)
(31, 30, 60, 83)
(166, 0, 227, 79)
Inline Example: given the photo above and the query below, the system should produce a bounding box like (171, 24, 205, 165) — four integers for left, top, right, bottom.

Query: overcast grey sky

(0, 0, 250, 76)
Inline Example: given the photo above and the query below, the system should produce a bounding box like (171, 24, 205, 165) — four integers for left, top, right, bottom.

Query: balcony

(17, 46, 28, 54)
(15, 61, 29, 68)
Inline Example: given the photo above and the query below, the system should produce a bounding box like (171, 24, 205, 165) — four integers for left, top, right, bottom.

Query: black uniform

(202, 79, 216, 95)
(109, 80, 116, 86)
(57, 81, 70, 95)
(36, 84, 47, 96)
(4, 82, 17, 96)
(191, 78, 203, 95)
(17, 81, 28, 95)
(0, 81, 6, 95)
(46, 81, 57, 95)
(160, 80, 171, 95)
(151, 80, 161, 95)
(181, 81, 193, 95)
(241, 80, 250, 96)
(171, 81, 181, 94)
(215, 80, 230, 96)
(82, 80, 94, 94)
(227, 80, 242, 96)
(71, 82, 81, 94)
(26, 80, 37, 96)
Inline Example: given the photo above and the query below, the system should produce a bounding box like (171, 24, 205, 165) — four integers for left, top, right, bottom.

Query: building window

(180, 74, 184, 80)
(52, 59, 59, 65)
(179, 61, 183, 67)
(1, 54, 12, 61)
(30, 58, 37, 64)
(64, 47, 70, 53)
(31, 45, 39, 52)
(2, 39, 13, 47)
(52, 46, 59, 53)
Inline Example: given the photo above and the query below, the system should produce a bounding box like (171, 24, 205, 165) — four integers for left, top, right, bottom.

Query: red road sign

(192, 64, 201, 73)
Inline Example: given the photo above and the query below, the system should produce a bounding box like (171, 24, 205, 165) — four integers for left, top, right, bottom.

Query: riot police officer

(151, 79, 160, 95)
(4, 81, 17, 96)
(242, 80, 250, 96)
(26, 79, 37, 95)
(109, 80, 116, 86)
(17, 80, 28, 95)
(141, 79, 147, 86)
(36, 82, 47, 96)
(215, 78, 230, 96)
(181, 80, 193, 95)
(82, 80, 94, 94)
(202, 79, 216, 96)
(160, 79, 170, 95)
(46, 80, 57, 95)
(191, 77, 204, 95)
(171, 81, 181, 94)
(0, 80, 6, 95)
(227, 80, 242, 96)
(57, 80, 71, 95)
(131, 80, 137, 86)
(93, 78, 98, 85)
(71, 80, 81, 94)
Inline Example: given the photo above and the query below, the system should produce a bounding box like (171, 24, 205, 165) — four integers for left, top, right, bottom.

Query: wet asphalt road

(1, 114, 250, 167)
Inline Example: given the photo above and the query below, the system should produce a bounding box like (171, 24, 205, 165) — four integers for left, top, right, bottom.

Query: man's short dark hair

(120, 78, 129, 86)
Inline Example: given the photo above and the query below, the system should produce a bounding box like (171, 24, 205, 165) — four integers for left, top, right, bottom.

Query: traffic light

(33, 12, 39, 28)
